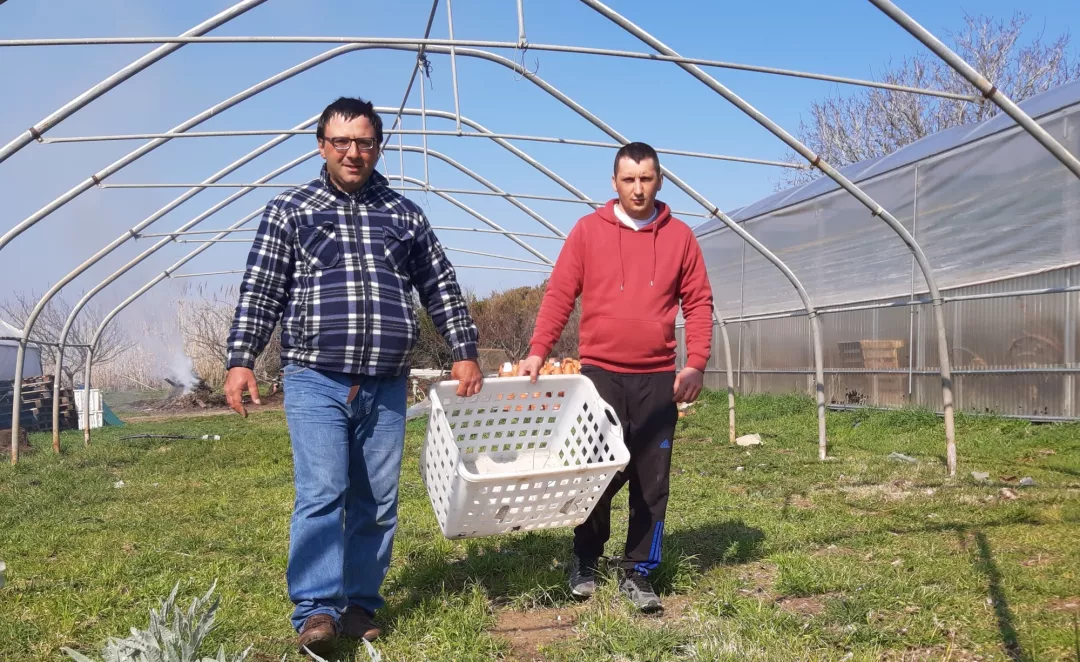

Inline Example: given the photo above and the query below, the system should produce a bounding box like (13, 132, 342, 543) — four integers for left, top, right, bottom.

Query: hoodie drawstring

(617, 219, 625, 290)
(613, 203, 661, 290)
(651, 222, 658, 287)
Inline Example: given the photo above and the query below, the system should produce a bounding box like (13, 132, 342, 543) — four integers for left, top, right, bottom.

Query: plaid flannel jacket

(226, 167, 479, 376)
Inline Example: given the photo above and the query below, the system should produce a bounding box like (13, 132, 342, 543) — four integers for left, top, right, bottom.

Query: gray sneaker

(620, 570, 662, 612)
(569, 556, 598, 598)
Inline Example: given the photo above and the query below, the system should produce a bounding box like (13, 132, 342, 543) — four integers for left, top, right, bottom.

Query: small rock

(735, 466, 745, 472)
(999, 488, 1019, 500)
(924, 488, 936, 496)
(891, 558, 902, 566)
(971, 471, 990, 482)
(736, 433, 763, 447)
(113, 480, 125, 489)
(1019, 477, 1036, 487)
(827, 544, 838, 550)
(888, 452, 918, 464)
(927, 513, 938, 519)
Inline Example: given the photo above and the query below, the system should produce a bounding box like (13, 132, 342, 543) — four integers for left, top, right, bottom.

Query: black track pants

(573, 365, 678, 575)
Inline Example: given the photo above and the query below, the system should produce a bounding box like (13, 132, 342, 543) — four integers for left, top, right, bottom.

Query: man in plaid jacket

(224, 97, 483, 654)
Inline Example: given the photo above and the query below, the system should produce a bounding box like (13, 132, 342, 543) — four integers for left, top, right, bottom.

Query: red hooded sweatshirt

(529, 200, 714, 374)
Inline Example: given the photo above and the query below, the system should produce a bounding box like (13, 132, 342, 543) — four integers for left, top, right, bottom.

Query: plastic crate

(420, 375, 629, 539)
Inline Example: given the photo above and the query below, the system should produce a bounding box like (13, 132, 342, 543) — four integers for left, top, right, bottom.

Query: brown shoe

(297, 613, 337, 655)
(341, 608, 381, 641)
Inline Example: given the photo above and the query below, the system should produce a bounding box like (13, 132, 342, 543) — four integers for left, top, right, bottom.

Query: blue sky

(2, 0, 1079, 332)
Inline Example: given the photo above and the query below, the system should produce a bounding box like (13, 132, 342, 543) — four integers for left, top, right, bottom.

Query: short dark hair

(614, 142, 660, 176)
(316, 97, 383, 145)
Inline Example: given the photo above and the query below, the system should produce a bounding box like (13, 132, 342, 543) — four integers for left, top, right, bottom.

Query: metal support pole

(82, 347, 93, 445)
(715, 315, 737, 445)
(0, 36, 978, 103)
(0, 0, 266, 166)
(382, 143, 565, 245)
(869, 0, 1080, 181)
(516, 0, 527, 47)
(420, 63, 430, 185)
(397, 128, 406, 193)
(43, 128, 806, 170)
(580, 0, 952, 472)
(171, 270, 247, 279)
(444, 246, 550, 266)
(431, 226, 564, 240)
(1066, 272, 1076, 418)
(381, 0, 440, 153)
(446, 0, 463, 132)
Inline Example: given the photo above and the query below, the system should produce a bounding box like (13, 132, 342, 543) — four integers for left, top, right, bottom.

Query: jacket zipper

(354, 195, 375, 370)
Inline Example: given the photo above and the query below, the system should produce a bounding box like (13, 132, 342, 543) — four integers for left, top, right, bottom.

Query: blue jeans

(282, 364, 407, 632)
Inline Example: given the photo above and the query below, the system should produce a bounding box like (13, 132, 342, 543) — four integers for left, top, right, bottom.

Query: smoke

(166, 350, 200, 395)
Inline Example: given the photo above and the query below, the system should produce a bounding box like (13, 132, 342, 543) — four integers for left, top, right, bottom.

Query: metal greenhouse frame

(3, 0, 1079, 476)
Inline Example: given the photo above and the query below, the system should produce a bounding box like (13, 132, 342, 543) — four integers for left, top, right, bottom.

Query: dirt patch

(0, 427, 31, 456)
(840, 483, 915, 501)
(813, 544, 856, 558)
(493, 605, 583, 661)
(493, 595, 695, 660)
(775, 594, 831, 617)
(122, 401, 283, 422)
(1020, 554, 1058, 568)
(735, 562, 778, 599)
(786, 494, 814, 510)
(880, 645, 980, 661)
(1047, 597, 1080, 613)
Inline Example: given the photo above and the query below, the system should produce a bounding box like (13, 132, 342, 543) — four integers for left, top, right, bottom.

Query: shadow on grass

(972, 530, 1030, 662)
(377, 518, 765, 626)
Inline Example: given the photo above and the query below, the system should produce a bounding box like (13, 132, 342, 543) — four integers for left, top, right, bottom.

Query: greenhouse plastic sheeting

(696, 79, 1080, 318)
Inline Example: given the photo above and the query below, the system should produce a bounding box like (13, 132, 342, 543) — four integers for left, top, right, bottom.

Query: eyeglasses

(323, 136, 378, 152)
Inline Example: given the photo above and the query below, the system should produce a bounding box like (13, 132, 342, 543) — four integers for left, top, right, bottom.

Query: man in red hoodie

(519, 142, 714, 612)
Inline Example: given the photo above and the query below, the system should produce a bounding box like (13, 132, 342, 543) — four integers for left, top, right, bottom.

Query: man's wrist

(451, 342, 479, 362)
(226, 354, 256, 370)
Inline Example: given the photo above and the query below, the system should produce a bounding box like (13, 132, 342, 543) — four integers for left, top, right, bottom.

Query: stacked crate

(0, 375, 78, 432)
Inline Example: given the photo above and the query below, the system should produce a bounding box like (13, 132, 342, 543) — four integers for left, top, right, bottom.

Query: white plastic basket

(420, 374, 629, 539)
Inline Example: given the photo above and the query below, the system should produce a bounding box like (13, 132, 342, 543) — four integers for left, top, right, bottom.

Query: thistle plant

(61, 582, 251, 662)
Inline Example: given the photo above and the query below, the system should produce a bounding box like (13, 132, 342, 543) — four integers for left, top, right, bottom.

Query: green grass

(2, 391, 1079, 661)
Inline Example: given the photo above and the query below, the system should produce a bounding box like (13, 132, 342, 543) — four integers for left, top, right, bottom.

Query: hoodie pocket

(582, 316, 675, 363)
(297, 222, 341, 271)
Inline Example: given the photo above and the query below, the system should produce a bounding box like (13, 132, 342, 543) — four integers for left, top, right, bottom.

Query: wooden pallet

(0, 377, 81, 432)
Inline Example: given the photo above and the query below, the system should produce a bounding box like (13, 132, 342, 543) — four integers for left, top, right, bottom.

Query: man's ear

(611, 174, 617, 193)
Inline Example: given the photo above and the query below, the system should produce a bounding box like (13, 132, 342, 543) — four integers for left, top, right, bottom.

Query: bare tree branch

(775, 12, 1080, 191)
(1, 292, 131, 387)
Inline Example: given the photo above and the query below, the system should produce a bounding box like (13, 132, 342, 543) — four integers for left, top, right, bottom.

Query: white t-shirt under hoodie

(613, 203, 659, 231)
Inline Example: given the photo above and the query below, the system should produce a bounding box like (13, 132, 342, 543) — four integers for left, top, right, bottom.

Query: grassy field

(1, 390, 1078, 661)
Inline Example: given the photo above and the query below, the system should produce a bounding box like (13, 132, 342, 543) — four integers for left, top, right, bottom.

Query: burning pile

(157, 377, 227, 409)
